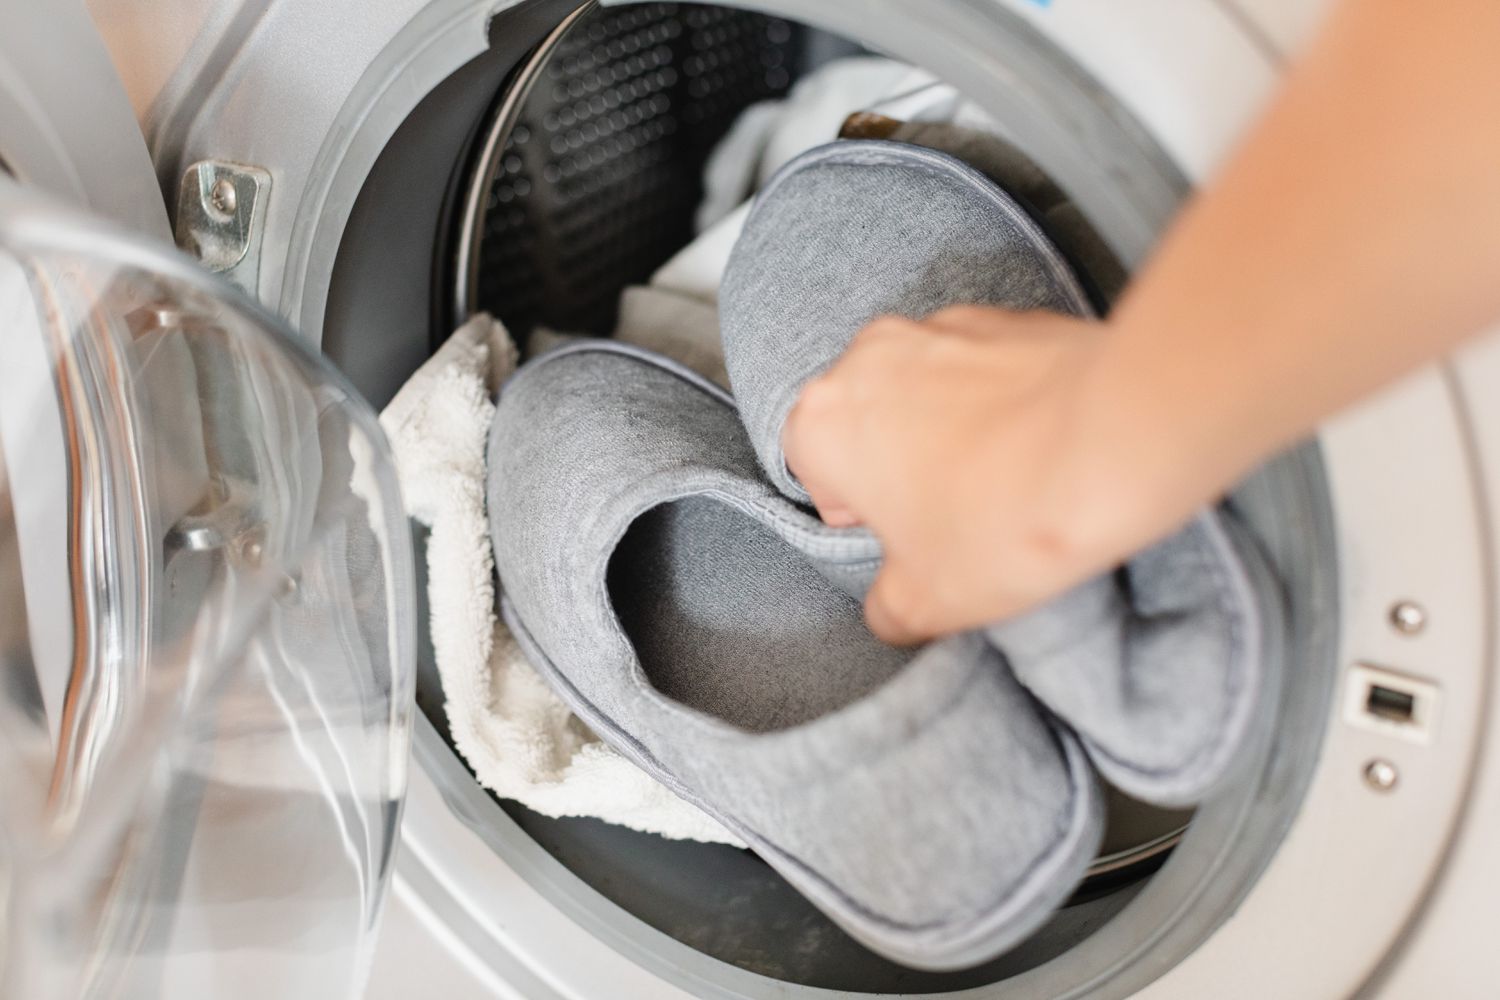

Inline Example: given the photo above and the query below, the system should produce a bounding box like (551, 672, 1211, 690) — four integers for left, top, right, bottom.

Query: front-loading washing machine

(2, 1, 1497, 996)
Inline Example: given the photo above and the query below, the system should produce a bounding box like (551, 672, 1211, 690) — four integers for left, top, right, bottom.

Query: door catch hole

(1366, 684, 1417, 724)
(1345, 663, 1438, 744)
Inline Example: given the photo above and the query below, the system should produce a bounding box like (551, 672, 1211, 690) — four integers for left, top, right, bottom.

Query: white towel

(380, 313, 741, 845)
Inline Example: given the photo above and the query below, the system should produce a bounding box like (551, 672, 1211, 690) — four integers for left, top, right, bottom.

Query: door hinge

(175, 160, 271, 296)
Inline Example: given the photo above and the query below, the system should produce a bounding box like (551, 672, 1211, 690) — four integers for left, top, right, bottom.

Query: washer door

(0, 179, 416, 998)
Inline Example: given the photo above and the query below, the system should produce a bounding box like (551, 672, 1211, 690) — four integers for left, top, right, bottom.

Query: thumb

(799, 477, 861, 527)
(864, 558, 936, 646)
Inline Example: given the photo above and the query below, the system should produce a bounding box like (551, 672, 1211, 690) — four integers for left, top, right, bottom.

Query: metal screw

(1389, 600, 1427, 635)
(207, 177, 238, 218)
(1364, 758, 1400, 792)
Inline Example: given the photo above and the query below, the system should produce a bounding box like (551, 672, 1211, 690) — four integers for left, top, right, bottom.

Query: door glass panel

(0, 193, 415, 998)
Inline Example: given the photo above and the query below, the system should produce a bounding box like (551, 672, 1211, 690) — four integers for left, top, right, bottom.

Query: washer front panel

(993, 0, 1280, 183)
(1222, 0, 1337, 59)
(373, 726, 714, 1000)
(1366, 331, 1500, 998)
(1140, 368, 1489, 999)
(90, 0, 499, 330)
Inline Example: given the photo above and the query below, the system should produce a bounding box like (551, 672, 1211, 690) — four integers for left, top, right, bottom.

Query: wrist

(1059, 322, 1249, 557)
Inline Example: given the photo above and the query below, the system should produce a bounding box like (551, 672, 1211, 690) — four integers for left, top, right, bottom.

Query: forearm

(1098, 0, 1500, 498)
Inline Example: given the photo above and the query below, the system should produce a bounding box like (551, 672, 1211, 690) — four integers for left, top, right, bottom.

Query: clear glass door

(0, 181, 416, 998)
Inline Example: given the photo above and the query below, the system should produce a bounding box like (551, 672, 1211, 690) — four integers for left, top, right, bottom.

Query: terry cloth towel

(380, 313, 739, 844)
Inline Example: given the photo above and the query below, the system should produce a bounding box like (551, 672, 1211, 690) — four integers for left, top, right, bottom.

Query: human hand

(783, 306, 1217, 645)
(788, 0, 1500, 645)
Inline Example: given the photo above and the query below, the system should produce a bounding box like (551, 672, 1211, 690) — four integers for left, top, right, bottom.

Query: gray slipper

(981, 517, 1280, 806)
(487, 340, 1104, 970)
(719, 140, 1275, 806)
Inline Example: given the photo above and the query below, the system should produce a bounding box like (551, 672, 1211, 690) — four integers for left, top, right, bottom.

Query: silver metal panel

(0, 2, 168, 238)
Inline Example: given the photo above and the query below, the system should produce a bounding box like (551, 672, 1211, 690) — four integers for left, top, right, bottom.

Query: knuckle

(794, 374, 842, 417)
(880, 571, 937, 633)
(786, 382, 847, 457)
(883, 598, 926, 636)
(927, 304, 982, 325)
(854, 315, 918, 347)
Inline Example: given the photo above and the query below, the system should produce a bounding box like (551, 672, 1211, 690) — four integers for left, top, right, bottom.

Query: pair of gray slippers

(487, 141, 1277, 970)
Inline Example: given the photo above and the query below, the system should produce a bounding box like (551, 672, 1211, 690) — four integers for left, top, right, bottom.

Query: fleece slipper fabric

(487, 340, 1103, 969)
(718, 139, 1275, 805)
(982, 517, 1281, 806)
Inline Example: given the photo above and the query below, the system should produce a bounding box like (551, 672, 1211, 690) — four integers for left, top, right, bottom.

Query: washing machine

(2, 0, 1498, 996)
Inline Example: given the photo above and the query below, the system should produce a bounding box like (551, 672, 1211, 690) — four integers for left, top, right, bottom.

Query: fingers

(844, 314, 929, 361)
(803, 484, 861, 527)
(785, 376, 850, 523)
(922, 304, 1008, 339)
(784, 347, 890, 527)
(785, 313, 962, 528)
(864, 558, 940, 646)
